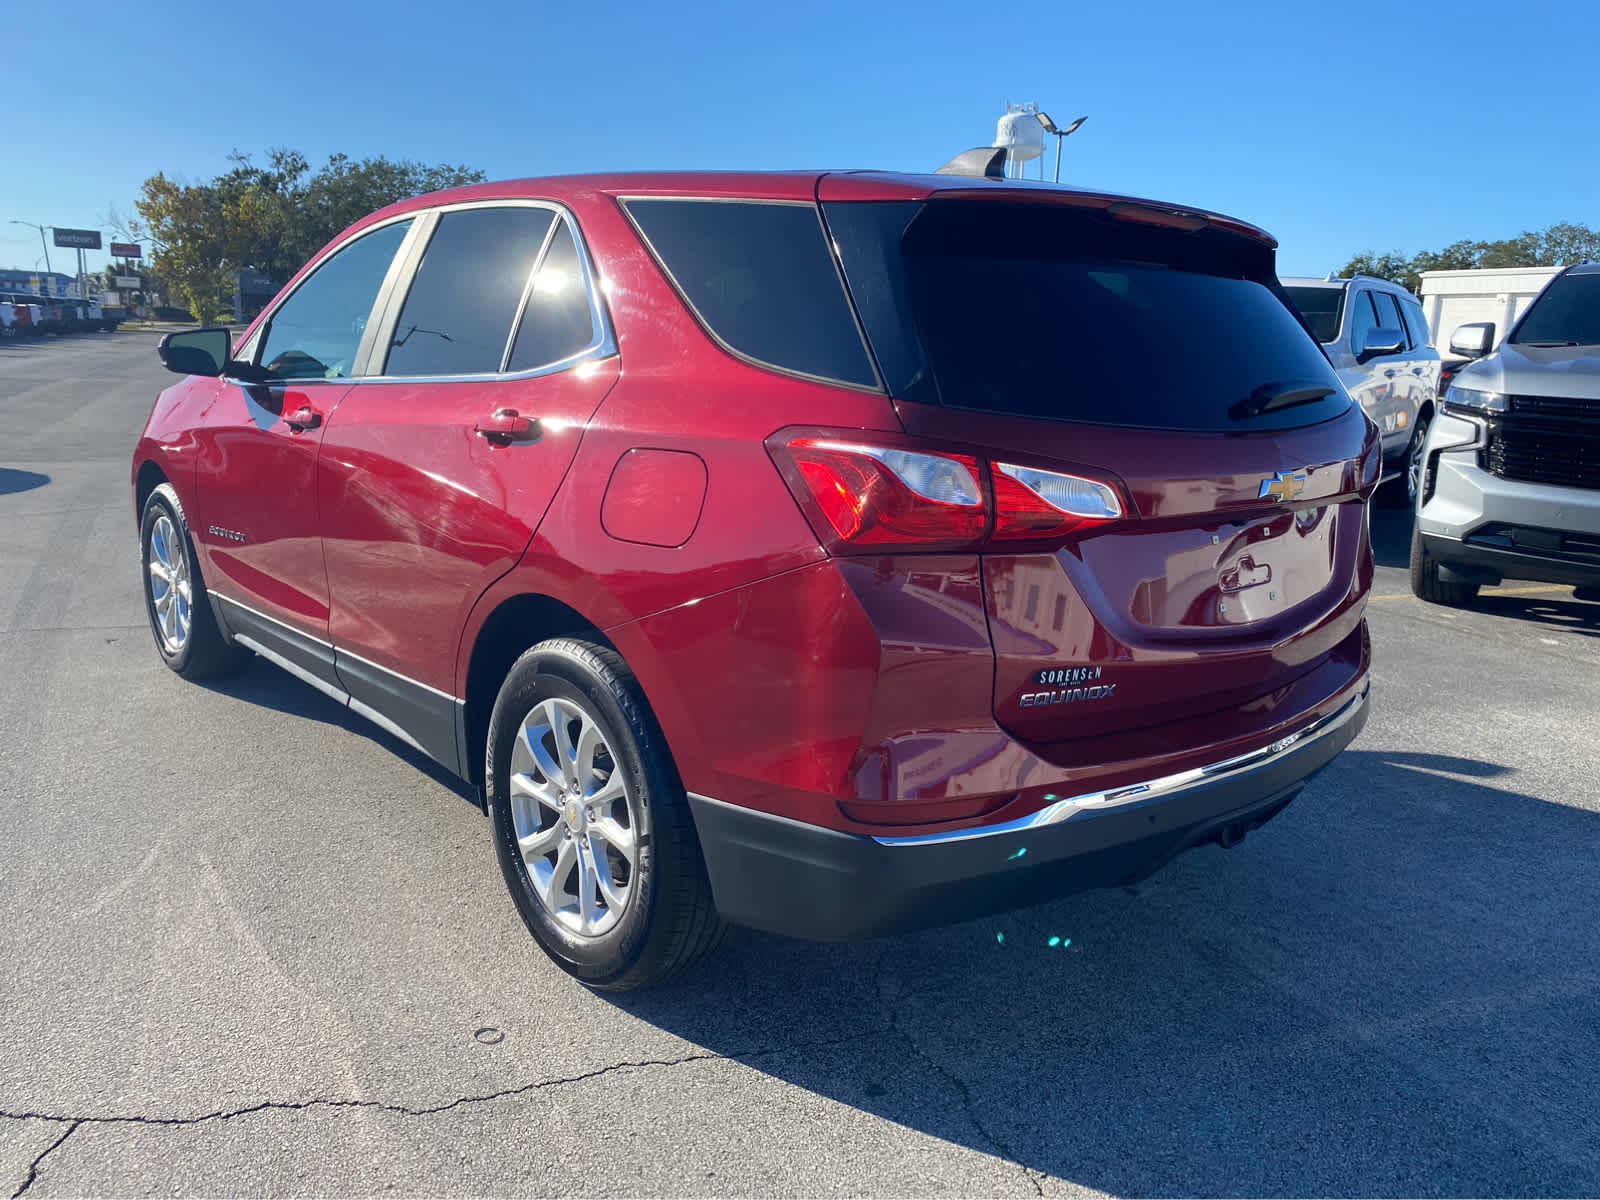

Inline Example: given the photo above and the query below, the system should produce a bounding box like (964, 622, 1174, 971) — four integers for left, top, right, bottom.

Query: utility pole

(9, 221, 51, 275)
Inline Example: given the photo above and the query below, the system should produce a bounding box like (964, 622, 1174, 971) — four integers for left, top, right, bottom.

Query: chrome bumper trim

(871, 677, 1370, 847)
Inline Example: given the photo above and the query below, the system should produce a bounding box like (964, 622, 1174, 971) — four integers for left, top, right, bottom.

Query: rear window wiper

(1230, 381, 1336, 421)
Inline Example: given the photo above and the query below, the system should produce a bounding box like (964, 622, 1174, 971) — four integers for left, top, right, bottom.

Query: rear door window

(844, 201, 1346, 432)
(1399, 296, 1431, 350)
(622, 198, 878, 389)
(384, 206, 556, 377)
(507, 221, 598, 372)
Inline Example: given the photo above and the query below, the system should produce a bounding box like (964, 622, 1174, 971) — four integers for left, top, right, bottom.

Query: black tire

(139, 483, 249, 680)
(1409, 520, 1479, 607)
(485, 638, 726, 991)
(1377, 409, 1432, 509)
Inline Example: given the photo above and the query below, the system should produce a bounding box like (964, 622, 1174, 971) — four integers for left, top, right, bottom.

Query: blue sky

(4, 0, 1593, 278)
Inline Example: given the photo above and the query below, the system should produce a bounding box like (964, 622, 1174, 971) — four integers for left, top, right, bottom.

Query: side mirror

(157, 328, 231, 377)
(1448, 322, 1495, 359)
(1356, 327, 1406, 363)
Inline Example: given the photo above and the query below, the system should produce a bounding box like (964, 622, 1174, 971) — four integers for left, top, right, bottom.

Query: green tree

(131, 150, 486, 322)
(1338, 222, 1597, 296)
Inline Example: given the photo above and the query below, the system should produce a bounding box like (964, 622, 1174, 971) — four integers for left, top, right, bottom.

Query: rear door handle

(285, 405, 322, 432)
(1411, 367, 1424, 375)
(475, 408, 540, 445)
(1383, 369, 1399, 378)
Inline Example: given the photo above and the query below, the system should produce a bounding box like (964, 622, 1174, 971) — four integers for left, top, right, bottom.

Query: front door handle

(1383, 369, 1399, 378)
(475, 408, 540, 445)
(285, 405, 322, 432)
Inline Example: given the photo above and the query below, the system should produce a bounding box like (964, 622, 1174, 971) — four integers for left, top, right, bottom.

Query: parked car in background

(1411, 262, 1600, 605)
(1281, 275, 1440, 505)
(134, 172, 1376, 990)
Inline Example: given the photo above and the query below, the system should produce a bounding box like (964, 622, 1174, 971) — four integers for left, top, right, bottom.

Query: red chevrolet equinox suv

(133, 171, 1376, 990)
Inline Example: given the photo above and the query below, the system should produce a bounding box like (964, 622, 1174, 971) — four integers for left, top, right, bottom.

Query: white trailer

(1418, 265, 1562, 356)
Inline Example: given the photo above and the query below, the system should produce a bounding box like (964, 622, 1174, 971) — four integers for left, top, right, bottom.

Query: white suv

(1281, 275, 1441, 505)
(1411, 263, 1600, 605)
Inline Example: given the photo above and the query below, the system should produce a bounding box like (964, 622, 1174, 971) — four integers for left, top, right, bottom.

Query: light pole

(1035, 113, 1088, 183)
(10, 220, 51, 275)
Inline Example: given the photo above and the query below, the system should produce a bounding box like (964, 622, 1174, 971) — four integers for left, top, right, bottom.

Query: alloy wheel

(147, 513, 192, 653)
(1407, 415, 1431, 504)
(508, 696, 637, 937)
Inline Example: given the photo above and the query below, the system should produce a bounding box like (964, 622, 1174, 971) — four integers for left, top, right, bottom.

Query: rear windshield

(1510, 272, 1600, 346)
(828, 200, 1348, 433)
(1282, 285, 1346, 344)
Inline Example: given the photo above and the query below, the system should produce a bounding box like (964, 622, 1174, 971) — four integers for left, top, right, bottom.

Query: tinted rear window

(384, 206, 555, 376)
(1283, 285, 1346, 344)
(623, 199, 878, 388)
(887, 202, 1346, 432)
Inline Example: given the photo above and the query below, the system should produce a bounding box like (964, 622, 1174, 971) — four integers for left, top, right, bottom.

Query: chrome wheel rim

(1407, 417, 1430, 503)
(147, 513, 192, 653)
(508, 697, 637, 938)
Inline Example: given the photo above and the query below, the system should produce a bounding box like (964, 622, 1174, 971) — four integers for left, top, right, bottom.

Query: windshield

(1282, 285, 1346, 344)
(1511, 272, 1600, 346)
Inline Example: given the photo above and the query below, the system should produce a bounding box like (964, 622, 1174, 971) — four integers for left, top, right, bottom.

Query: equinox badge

(1258, 470, 1308, 502)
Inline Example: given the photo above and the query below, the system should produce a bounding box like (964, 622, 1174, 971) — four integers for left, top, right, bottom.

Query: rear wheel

(139, 483, 248, 679)
(1409, 521, 1479, 607)
(485, 638, 725, 991)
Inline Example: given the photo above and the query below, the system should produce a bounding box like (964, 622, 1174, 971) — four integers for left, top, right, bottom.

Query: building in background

(1419, 266, 1562, 356)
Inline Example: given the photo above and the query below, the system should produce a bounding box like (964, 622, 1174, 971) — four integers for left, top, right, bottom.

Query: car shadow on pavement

(1369, 505, 1414, 570)
(610, 749, 1600, 1197)
(1468, 592, 1600, 638)
(199, 656, 481, 810)
(0, 467, 49, 496)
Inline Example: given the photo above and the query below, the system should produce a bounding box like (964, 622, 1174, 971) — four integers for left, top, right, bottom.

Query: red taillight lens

(774, 435, 1128, 554)
(991, 462, 1124, 540)
(785, 439, 986, 548)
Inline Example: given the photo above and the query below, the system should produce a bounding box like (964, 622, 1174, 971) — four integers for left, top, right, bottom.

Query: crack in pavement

(0, 1028, 895, 1194)
(876, 976, 1046, 1198)
(12, 1121, 79, 1199)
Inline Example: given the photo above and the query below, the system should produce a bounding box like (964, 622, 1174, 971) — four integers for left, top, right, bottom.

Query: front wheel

(485, 638, 725, 991)
(1378, 409, 1432, 508)
(1409, 521, 1479, 607)
(140, 483, 248, 679)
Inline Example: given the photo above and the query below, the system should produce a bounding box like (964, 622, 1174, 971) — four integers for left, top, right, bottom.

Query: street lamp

(1035, 113, 1087, 183)
(9, 219, 51, 276)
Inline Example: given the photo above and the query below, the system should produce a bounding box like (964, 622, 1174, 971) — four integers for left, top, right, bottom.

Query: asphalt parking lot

(2, 331, 1598, 1198)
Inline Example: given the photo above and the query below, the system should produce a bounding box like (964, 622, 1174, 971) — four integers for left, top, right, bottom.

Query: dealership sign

(109, 242, 142, 259)
(52, 227, 102, 250)
(115, 275, 141, 288)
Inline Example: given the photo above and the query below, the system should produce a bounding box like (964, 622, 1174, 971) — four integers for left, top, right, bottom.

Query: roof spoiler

(935, 147, 1008, 179)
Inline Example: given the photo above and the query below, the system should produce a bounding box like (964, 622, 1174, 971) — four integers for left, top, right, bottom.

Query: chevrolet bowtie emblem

(1258, 470, 1308, 502)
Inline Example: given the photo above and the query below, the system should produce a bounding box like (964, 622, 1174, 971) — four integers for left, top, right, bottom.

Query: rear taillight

(991, 462, 1123, 540)
(771, 433, 1128, 554)
(785, 440, 985, 548)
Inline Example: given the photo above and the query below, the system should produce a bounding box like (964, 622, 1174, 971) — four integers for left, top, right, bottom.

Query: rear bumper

(688, 677, 1369, 941)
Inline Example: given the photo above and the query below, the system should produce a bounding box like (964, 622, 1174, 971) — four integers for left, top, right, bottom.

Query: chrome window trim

(616, 195, 886, 395)
(871, 678, 1370, 847)
(360, 198, 617, 384)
